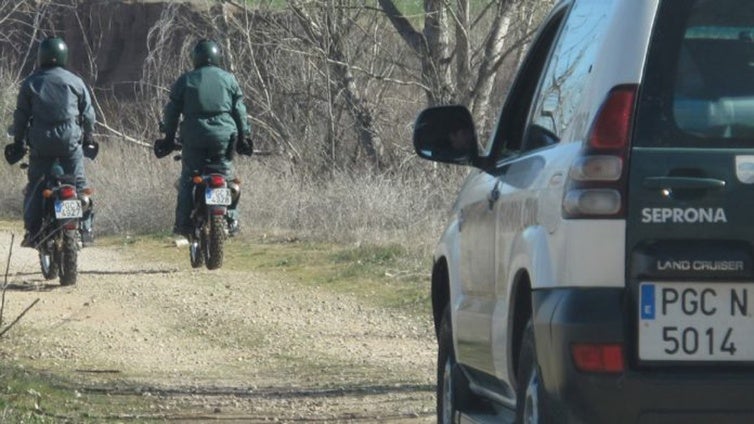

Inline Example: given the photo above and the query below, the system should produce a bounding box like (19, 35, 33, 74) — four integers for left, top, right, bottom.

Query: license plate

(639, 282, 754, 361)
(205, 188, 231, 206)
(54, 199, 82, 219)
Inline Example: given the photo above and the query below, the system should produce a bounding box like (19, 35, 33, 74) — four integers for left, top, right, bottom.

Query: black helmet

(191, 39, 221, 68)
(38, 37, 68, 68)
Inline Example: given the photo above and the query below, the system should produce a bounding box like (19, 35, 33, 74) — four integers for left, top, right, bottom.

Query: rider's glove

(154, 136, 177, 159)
(82, 133, 99, 160)
(236, 135, 253, 156)
(4, 143, 27, 165)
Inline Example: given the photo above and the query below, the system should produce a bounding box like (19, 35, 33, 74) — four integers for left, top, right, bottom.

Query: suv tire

(437, 305, 476, 423)
(516, 320, 552, 424)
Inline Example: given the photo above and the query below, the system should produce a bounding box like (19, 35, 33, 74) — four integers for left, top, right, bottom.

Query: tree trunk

(422, 0, 454, 105)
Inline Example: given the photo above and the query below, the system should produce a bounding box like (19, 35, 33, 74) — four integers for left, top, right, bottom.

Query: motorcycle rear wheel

(59, 229, 78, 286)
(39, 242, 59, 281)
(205, 215, 225, 270)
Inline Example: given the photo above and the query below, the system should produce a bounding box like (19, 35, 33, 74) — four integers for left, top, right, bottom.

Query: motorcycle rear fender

(61, 219, 79, 230)
(209, 206, 227, 216)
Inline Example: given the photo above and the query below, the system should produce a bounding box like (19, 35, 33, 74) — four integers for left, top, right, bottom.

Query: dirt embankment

(0, 231, 436, 421)
(3, 1, 220, 95)
(57, 1, 169, 91)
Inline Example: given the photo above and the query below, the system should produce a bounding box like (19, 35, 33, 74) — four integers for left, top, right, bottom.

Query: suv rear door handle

(642, 176, 726, 190)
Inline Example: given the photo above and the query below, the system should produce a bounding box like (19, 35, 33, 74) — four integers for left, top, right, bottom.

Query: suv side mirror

(413, 105, 479, 166)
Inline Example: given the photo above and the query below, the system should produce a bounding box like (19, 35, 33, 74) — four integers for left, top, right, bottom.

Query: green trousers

(175, 145, 237, 231)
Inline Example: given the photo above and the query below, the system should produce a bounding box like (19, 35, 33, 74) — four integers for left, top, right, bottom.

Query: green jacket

(13, 66, 95, 157)
(162, 65, 250, 150)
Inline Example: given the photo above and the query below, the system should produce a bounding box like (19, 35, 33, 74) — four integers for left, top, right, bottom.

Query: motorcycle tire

(59, 229, 78, 286)
(39, 243, 59, 281)
(189, 232, 205, 269)
(205, 215, 225, 270)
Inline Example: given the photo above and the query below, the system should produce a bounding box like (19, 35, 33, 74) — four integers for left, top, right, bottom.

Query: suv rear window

(635, 0, 754, 147)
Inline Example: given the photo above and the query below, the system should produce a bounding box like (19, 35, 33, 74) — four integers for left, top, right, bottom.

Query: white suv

(414, 0, 754, 423)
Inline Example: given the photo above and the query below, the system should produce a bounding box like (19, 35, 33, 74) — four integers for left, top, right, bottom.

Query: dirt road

(0, 231, 436, 422)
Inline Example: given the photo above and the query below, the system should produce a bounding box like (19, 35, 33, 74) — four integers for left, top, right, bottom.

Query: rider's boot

(228, 218, 240, 237)
(20, 231, 34, 248)
(81, 210, 95, 247)
(172, 224, 192, 238)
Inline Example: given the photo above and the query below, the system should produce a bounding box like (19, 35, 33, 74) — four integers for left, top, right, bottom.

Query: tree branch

(0, 233, 15, 329)
(0, 298, 39, 338)
(95, 121, 151, 148)
(376, 0, 425, 54)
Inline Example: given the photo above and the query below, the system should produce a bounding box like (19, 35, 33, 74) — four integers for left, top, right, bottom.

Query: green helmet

(38, 37, 68, 68)
(191, 39, 221, 68)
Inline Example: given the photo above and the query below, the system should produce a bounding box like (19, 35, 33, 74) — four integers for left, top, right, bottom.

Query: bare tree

(3, 0, 551, 171)
(378, 0, 554, 130)
(224, 0, 410, 170)
(286, 0, 385, 168)
(0, 0, 44, 83)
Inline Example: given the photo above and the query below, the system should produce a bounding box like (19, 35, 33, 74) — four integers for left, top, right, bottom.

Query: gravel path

(0, 231, 436, 422)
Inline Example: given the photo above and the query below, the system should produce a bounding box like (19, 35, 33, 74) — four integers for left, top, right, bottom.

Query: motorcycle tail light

(192, 176, 203, 185)
(209, 175, 226, 188)
(59, 186, 76, 199)
(42, 189, 54, 199)
(81, 187, 94, 196)
(232, 177, 241, 185)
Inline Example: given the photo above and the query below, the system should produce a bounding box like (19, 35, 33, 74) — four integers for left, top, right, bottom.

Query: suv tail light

(571, 343, 625, 373)
(563, 85, 638, 218)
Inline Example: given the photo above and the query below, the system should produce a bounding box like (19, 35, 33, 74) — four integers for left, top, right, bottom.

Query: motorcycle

(154, 133, 247, 270)
(5, 126, 95, 286)
(155, 138, 239, 270)
(186, 160, 239, 270)
(32, 163, 93, 285)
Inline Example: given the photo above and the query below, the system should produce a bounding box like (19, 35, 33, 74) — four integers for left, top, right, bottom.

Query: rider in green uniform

(8, 37, 98, 247)
(156, 39, 252, 236)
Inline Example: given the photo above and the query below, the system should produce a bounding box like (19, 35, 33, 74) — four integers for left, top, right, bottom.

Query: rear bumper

(533, 288, 754, 424)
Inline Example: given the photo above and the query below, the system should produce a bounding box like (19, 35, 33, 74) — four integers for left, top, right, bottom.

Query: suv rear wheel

(437, 305, 476, 423)
(516, 320, 551, 424)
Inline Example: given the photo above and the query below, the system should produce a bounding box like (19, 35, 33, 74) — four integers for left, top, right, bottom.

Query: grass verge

(0, 364, 163, 423)
(108, 231, 433, 317)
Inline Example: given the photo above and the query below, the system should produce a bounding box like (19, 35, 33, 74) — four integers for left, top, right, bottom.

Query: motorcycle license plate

(205, 188, 231, 206)
(54, 199, 83, 219)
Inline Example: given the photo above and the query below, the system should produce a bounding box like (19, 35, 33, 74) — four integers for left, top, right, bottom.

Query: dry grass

(239, 156, 465, 255)
(0, 77, 465, 258)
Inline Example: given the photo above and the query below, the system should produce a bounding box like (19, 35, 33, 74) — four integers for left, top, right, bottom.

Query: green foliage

(332, 244, 404, 265)
(0, 365, 157, 423)
(228, 239, 430, 312)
